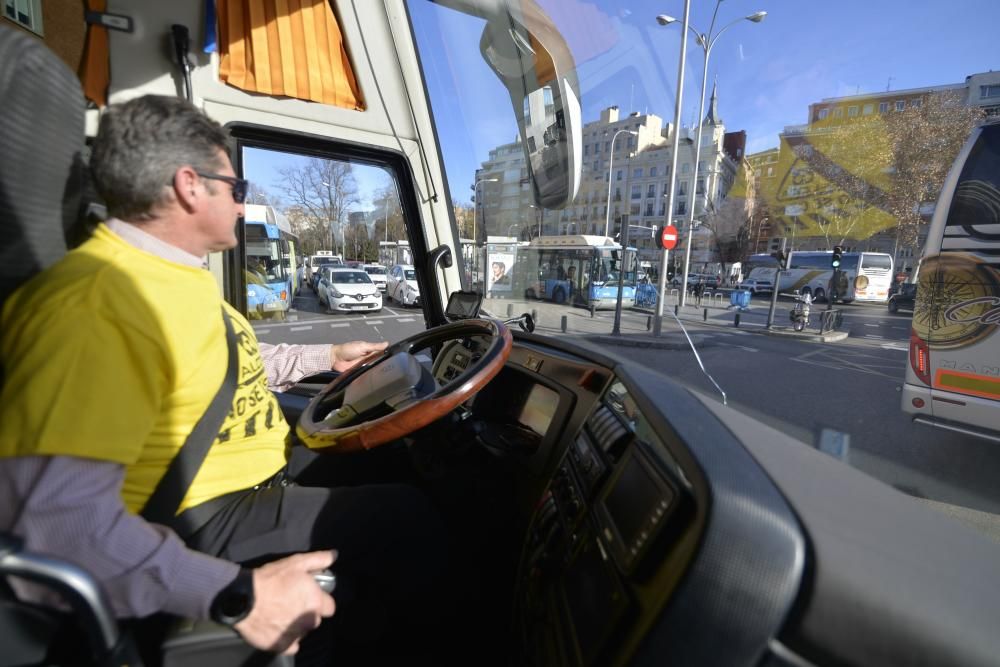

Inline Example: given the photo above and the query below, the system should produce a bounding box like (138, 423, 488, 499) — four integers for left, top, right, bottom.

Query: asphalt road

(255, 290, 999, 515)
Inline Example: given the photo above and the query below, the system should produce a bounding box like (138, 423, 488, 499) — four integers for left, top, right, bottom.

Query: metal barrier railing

(820, 309, 844, 334)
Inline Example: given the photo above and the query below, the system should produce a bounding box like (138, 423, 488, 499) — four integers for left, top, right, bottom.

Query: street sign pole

(612, 222, 630, 335)
(766, 237, 786, 329)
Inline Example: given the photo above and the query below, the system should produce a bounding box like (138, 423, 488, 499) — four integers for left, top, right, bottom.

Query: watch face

(219, 590, 251, 617)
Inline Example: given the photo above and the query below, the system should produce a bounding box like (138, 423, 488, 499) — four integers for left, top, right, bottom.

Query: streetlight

(604, 129, 638, 238)
(660, 3, 766, 306)
(472, 178, 500, 243)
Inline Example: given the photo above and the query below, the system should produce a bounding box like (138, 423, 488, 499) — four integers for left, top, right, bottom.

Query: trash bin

(730, 290, 751, 309)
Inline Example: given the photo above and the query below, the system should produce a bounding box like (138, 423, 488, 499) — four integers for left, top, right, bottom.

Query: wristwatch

(209, 568, 255, 627)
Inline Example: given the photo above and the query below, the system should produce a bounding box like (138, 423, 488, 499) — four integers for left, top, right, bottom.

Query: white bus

(903, 119, 1000, 443)
(744, 251, 894, 303)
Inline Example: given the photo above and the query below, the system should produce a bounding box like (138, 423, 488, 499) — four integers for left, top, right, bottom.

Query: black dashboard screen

(603, 452, 664, 549)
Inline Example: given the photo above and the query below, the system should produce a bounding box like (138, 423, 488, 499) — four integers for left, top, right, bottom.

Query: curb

(582, 333, 711, 350)
(760, 327, 849, 343)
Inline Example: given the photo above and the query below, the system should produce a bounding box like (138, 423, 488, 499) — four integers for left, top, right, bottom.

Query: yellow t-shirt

(0, 225, 287, 514)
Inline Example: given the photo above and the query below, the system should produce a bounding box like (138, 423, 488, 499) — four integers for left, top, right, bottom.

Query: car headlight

(329, 288, 344, 298)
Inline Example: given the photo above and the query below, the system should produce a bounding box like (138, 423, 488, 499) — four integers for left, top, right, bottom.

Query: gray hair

(90, 95, 229, 221)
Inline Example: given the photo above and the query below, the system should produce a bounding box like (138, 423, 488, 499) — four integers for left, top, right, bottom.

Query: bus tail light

(909, 331, 931, 386)
(281, 290, 288, 301)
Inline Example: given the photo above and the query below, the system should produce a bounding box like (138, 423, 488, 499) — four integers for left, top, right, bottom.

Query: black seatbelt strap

(141, 307, 239, 525)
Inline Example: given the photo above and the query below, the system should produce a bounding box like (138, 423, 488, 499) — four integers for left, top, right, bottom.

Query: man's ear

(171, 166, 201, 212)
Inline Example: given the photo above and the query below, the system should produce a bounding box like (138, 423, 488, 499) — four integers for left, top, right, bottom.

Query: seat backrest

(0, 24, 87, 309)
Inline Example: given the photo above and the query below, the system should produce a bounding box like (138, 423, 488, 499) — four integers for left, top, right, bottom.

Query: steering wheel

(296, 318, 512, 453)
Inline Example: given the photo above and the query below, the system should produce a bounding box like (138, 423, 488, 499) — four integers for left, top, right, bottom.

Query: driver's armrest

(161, 619, 292, 667)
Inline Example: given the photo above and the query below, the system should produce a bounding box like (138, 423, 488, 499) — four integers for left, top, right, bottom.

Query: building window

(981, 85, 1000, 99)
(647, 184, 656, 198)
(584, 145, 590, 155)
(627, 136, 635, 149)
(605, 141, 610, 151)
(817, 108, 829, 120)
(676, 201, 686, 215)
(645, 203, 654, 216)
(678, 181, 688, 196)
(616, 169, 623, 181)
(696, 178, 705, 195)
(863, 104, 873, 115)
(614, 188, 622, 201)
(766, 166, 774, 177)
(911, 98, 922, 108)
(658, 202, 666, 216)
(834, 108, 844, 118)
(895, 100, 905, 111)
(630, 204, 640, 215)
(594, 143, 601, 153)
(633, 167, 643, 178)
(649, 166, 658, 177)
(879, 102, 889, 113)
(631, 184, 641, 199)
(593, 161, 600, 172)
(681, 163, 690, 174)
(847, 106, 859, 117)
(4, 0, 43, 34)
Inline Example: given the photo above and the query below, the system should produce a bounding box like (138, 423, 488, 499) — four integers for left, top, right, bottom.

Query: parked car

(738, 278, 774, 295)
(363, 263, 388, 291)
(317, 267, 382, 313)
(670, 273, 720, 289)
(888, 282, 917, 314)
(388, 264, 421, 307)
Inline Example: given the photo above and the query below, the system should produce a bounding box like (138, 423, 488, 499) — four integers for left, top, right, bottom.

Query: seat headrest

(0, 26, 87, 308)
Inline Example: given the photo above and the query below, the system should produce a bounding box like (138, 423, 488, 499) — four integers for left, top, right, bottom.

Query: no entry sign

(660, 225, 678, 250)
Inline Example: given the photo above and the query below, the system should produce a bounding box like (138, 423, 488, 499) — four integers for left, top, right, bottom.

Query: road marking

(719, 342, 759, 352)
(892, 326, 909, 331)
(881, 343, 908, 352)
(290, 325, 313, 332)
(865, 323, 880, 327)
(397, 318, 416, 323)
(365, 320, 384, 325)
(329, 323, 350, 328)
(383, 306, 400, 316)
(791, 357, 842, 370)
(864, 334, 884, 339)
(256, 329, 271, 335)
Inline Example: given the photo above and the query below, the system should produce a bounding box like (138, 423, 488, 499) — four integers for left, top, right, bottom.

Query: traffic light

(771, 249, 787, 269)
(831, 245, 843, 268)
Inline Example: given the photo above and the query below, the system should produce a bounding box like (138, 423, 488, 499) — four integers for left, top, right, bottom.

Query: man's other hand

(330, 341, 389, 372)
(235, 550, 338, 655)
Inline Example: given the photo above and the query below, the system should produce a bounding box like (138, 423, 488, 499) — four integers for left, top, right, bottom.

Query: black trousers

(182, 455, 453, 666)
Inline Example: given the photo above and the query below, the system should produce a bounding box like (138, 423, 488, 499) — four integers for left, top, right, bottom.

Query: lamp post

(472, 177, 498, 284)
(661, 3, 766, 307)
(604, 129, 638, 238)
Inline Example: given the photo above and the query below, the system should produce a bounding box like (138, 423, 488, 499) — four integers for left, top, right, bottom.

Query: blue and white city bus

(512, 235, 638, 309)
(244, 204, 298, 319)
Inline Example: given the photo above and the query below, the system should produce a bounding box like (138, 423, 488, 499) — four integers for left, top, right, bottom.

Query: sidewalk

(483, 292, 849, 348)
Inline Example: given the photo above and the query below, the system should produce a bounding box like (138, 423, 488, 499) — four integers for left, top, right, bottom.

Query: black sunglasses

(195, 171, 249, 204)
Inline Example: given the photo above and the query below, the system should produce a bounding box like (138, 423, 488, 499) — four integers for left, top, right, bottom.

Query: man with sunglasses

(0, 95, 448, 661)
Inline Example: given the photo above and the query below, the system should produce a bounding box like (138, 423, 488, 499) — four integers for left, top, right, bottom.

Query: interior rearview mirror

(446, 290, 483, 320)
(431, 0, 582, 208)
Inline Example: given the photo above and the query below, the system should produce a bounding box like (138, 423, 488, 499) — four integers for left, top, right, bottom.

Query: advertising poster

(487, 244, 516, 293)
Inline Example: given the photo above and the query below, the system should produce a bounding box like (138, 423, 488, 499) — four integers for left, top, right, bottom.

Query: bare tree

(700, 160, 758, 272)
(372, 185, 406, 243)
(453, 204, 474, 239)
(277, 158, 359, 255)
(246, 182, 282, 208)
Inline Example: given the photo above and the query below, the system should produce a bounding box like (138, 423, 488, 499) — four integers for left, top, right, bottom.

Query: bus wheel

(553, 287, 567, 304)
(814, 288, 825, 303)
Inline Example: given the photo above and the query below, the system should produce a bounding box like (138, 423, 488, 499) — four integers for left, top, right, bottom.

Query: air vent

(586, 405, 630, 459)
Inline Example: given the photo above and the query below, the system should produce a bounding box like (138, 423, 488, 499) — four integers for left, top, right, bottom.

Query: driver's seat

(0, 25, 286, 667)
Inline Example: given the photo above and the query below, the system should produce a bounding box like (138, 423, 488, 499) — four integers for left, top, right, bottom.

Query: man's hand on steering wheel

(330, 340, 389, 372)
(298, 319, 512, 454)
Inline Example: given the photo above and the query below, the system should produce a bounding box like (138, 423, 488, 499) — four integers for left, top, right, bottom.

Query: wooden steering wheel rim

(296, 318, 512, 453)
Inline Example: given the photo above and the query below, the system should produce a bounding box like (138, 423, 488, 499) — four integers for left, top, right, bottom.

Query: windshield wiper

(666, 309, 727, 406)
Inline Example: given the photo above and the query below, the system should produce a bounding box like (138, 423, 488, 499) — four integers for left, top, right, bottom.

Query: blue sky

(408, 0, 1000, 206)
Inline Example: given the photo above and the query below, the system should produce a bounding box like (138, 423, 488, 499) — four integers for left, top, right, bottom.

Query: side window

(238, 145, 424, 348)
(945, 125, 1000, 232)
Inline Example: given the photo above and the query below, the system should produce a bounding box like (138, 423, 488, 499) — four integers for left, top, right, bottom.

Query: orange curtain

(217, 0, 365, 110)
(79, 0, 110, 107)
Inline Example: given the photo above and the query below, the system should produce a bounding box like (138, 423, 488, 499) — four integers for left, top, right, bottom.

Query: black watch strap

(210, 567, 255, 627)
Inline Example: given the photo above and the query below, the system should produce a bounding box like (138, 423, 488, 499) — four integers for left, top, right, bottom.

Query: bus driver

(0, 95, 449, 661)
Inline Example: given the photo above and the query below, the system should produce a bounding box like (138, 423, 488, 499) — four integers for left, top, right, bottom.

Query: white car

(318, 267, 382, 313)
(388, 264, 420, 307)
(738, 278, 773, 294)
(363, 264, 388, 291)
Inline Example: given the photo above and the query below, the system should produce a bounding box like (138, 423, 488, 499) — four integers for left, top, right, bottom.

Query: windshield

(246, 238, 285, 282)
(404, 269, 417, 281)
(331, 271, 373, 284)
(365, 267, 387, 275)
(408, 1, 1000, 515)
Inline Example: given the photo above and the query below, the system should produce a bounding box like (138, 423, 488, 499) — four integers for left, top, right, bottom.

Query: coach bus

(744, 250, 894, 303)
(4, 3, 1000, 667)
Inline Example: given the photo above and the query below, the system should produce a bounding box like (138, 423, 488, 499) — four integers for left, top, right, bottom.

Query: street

(256, 290, 1000, 516)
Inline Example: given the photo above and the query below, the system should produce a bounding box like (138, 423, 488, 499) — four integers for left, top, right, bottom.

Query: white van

(902, 119, 1000, 443)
